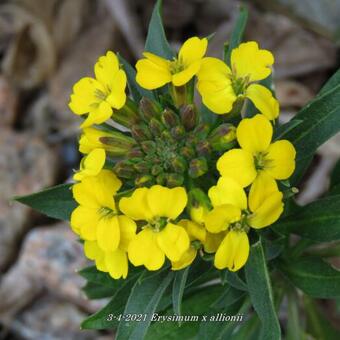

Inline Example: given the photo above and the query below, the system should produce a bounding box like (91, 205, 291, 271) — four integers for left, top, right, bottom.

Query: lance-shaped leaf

(14, 183, 77, 221)
(278, 69, 340, 184)
(118, 55, 154, 102)
(273, 195, 340, 242)
(279, 257, 340, 299)
(224, 5, 249, 65)
(116, 270, 174, 340)
(245, 240, 281, 340)
(172, 267, 189, 317)
(145, 0, 174, 59)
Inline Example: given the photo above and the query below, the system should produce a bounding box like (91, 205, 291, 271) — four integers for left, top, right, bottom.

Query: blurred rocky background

(0, 0, 339, 339)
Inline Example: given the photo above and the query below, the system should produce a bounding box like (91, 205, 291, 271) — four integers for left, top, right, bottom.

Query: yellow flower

(205, 175, 284, 271)
(84, 215, 136, 279)
(217, 114, 296, 188)
(119, 185, 190, 271)
(171, 219, 206, 270)
(69, 51, 127, 128)
(136, 37, 207, 90)
(197, 41, 278, 119)
(73, 148, 106, 181)
(79, 127, 113, 154)
(71, 170, 137, 279)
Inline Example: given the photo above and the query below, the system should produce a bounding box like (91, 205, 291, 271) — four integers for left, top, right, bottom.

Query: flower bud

(135, 175, 154, 187)
(113, 161, 135, 178)
(140, 140, 156, 154)
(165, 173, 184, 187)
(131, 123, 152, 141)
(188, 188, 212, 224)
(139, 97, 162, 121)
(127, 148, 144, 158)
(133, 161, 151, 174)
(161, 130, 175, 143)
(151, 164, 163, 176)
(161, 108, 180, 128)
(196, 140, 211, 157)
(194, 123, 211, 139)
(171, 125, 186, 139)
(180, 104, 197, 131)
(189, 157, 208, 178)
(208, 124, 236, 151)
(149, 118, 165, 137)
(156, 173, 167, 185)
(170, 156, 187, 173)
(112, 98, 140, 128)
(180, 146, 195, 159)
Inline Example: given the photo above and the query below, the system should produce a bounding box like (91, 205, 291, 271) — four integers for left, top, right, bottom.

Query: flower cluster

(69, 37, 296, 279)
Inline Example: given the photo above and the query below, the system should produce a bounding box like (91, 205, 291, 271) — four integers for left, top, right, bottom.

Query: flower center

(98, 206, 116, 219)
(148, 216, 168, 232)
(231, 73, 250, 96)
(229, 212, 250, 233)
(170, 58, 185, 74)
(254, 152, 274, 171)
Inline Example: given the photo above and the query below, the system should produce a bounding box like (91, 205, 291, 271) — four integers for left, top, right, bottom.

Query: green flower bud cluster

(111, 97, 236, 187)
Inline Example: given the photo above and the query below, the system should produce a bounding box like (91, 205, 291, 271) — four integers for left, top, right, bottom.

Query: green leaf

(330, 158, 340, 188)
(146, 285, 225, 340)
(231, 314, 261, 340)
(81, 270, 144, 329)
(116, 270, 174, 340)
(172, 267, 189, 317)
(211, 286, 246, 310)
(145, 0, 174, 59)
(279, 257, 340, 299)
(198, 297, 249, 340)
(221, 270, 248, 291)
(304, 295, 340, 340)
(245, 240, 281, 340)
(118, 55, 154, 102)
(82, 282, 116, 300)
(273, 195, 340, 242)
(319, 68, 340, 96)
(224, 5, 249, 65)
(279, 77, 340, 184)
(14, 183, 77, 221)
(286, 290, 301, 340)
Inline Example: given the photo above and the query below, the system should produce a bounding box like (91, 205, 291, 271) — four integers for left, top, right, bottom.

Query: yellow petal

(72, 179, 99, 208)
(117, 215, 137, 251)
(197, 57, 236, 114)
(248, 191, 284, 229)
(204, 231, 226, 253)
(119, 187, 154, 221)
(68, 77, 103, 115)
(236, 114, 273, 154)
(97, 216, 120, 252)
(178, 37, 208, 65)
(157, 223, 190, 262)
(204, 205, 241, 233)
(171, 247, 197, 271)
(80, 101, 113, 128)
(106, 69, 127, 109)
(231, 41, 274, 82)
(265, 140, 296, 180)
(248, 172, 279, 212)
(70, 206, 99, 240)
(214, 230, 249, 271)
(178, 219, 206, 242)
(208, 177, 247, 210)
(246, 84, 279, 120)
(105, 249, 128, 279)
(73, 148, 106, 181)
(136, 54, 172, 90)
(94, 51, 119, 89)
(128, 228, 165, 270)
(172, 60, 201, 86)
(146, 185, 187, 220)
(84, 240, 102, 260)
(216, 149, 257, 187)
